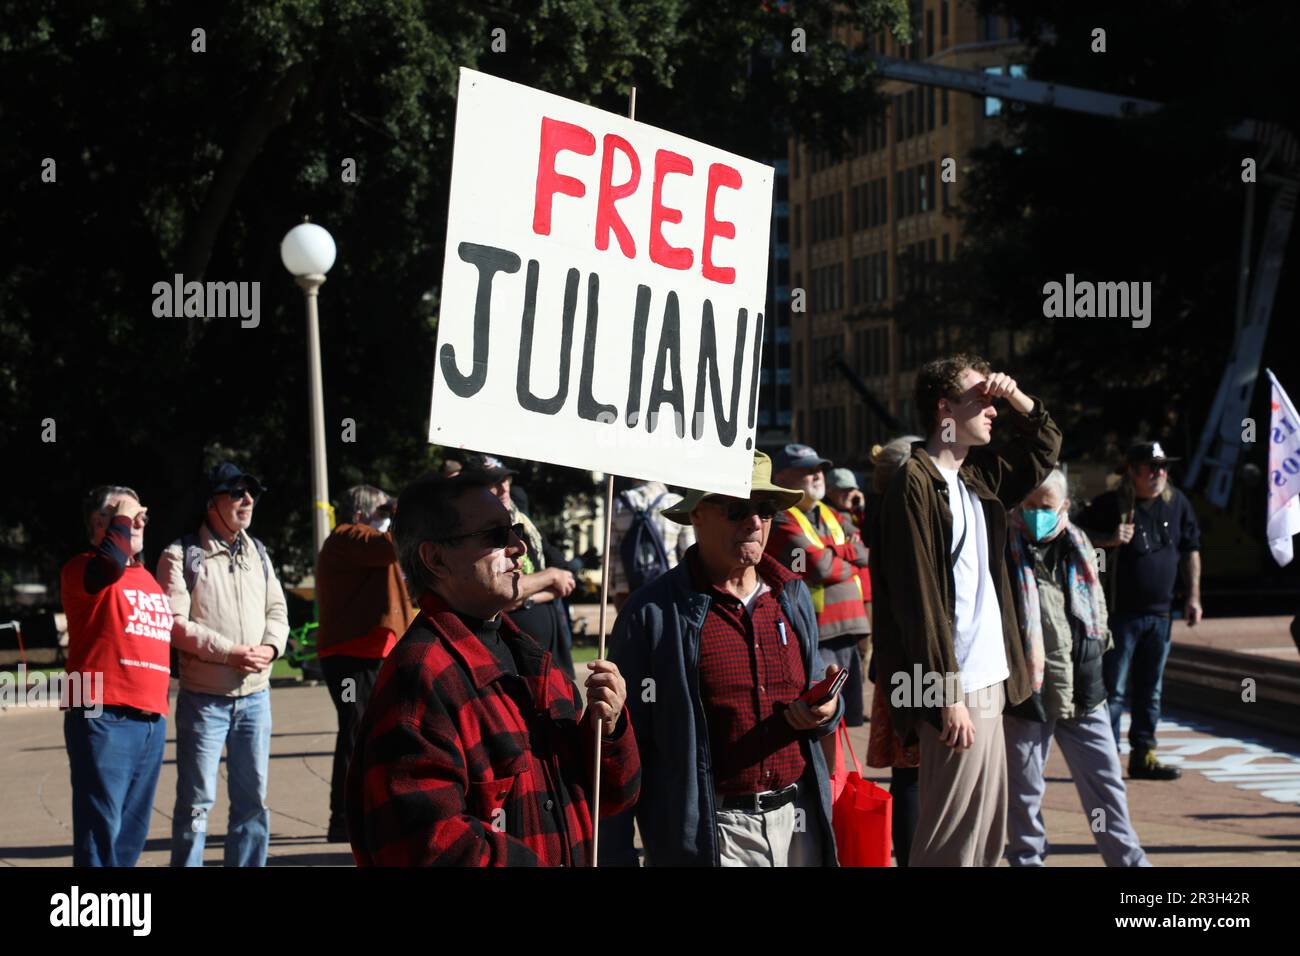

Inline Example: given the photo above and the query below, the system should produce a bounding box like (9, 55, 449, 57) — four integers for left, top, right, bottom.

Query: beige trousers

(909, 682, 1007, 867)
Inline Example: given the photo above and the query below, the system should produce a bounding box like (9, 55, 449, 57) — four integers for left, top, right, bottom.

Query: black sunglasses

(436, 521, 526, 549)
(223, 486, 257, 501)
(704, 497, 781, 522)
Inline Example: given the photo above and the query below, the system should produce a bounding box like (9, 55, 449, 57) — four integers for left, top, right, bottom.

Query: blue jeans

(1104, 613, 1172, 750)
(64, 707, 167, 867)
(171, 688, 272, 867)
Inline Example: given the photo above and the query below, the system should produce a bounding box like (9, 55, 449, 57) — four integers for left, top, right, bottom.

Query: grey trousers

(1004, 704, 1151, 867)
(716, 784, 824, 867)
(911, 682, 1007, 867)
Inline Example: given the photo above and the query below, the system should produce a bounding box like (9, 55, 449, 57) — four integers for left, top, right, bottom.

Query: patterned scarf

(1007, 512, 1108, 692)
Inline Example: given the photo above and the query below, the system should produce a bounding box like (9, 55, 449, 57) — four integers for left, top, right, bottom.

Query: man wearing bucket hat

(157, 460, 288, 866)
(1076, 441, 1202, 780)
(603, 451, 844, 866)
(766, 444, 872, 727)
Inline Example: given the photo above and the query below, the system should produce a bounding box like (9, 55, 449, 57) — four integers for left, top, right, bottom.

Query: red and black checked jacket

(346, 591, 639, 866)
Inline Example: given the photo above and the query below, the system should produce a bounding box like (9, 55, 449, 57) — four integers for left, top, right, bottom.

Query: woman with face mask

(1003, 468, 1151, 867)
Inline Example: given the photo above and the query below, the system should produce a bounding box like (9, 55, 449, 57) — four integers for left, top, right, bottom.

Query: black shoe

(327, 819, 349, 843)
(1129, 748, 1182, 780)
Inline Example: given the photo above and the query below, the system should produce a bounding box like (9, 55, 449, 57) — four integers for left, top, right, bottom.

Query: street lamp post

(280, 219, 337, 554)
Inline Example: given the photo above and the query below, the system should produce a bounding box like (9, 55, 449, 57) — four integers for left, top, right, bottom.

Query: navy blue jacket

(604, 559, 842, 866)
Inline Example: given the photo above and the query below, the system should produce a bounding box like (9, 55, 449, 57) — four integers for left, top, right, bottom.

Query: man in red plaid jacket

(346, 473, 639, 866)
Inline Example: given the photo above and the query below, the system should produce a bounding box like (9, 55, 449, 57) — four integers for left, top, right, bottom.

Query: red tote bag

(831, 720, 893, 867)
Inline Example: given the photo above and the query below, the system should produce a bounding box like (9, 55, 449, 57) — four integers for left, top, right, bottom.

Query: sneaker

(1129, 748, 1182, 780)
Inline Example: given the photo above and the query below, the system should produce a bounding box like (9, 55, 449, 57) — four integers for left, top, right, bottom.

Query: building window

(926, 10, 934, 57)
(894, 95, 903, 140)
(906, 167, 917, 217)
(793, 144, 800, 179)
(905, 89, 915, 139)
(985, 66, 1004, 118)
(942, 232, 950, 262)
(926, 161, 936, 213)
(927, 88, 936, 131)
(941, 1, 949, 37)
(895, 171, 904, 218)
(793, 206, 802, 248)
(942, 88, 949, 125)
(794, 342, 803, 387)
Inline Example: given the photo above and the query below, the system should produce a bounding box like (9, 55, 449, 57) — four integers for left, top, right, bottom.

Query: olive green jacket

(871, 397, 1063, 742)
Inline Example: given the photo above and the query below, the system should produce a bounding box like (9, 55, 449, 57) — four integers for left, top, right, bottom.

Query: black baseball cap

(1121, 441, 1181, 472)
(774, 443, 832, 472)
(459, 453, 517, 482)
(208, 461, 265, 497)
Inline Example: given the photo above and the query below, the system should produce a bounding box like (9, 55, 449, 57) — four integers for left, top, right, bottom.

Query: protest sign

(428, 68, 774, 497)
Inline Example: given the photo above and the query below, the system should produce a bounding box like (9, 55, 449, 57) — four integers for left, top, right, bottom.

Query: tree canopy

(1, 0, 909, 584)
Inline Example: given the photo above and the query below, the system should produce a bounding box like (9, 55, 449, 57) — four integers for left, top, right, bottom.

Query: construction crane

(867, 53, 1299, 509)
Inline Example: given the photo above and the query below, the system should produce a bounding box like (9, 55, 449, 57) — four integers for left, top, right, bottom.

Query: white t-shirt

(740, 578, 771, 614)
(936, 464, 1009, 693)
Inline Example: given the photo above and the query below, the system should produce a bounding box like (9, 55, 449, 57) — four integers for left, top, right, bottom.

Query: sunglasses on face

(221, 487, 257, 502)
(436, 521, 526, 550)
(704, 497, 780, 522)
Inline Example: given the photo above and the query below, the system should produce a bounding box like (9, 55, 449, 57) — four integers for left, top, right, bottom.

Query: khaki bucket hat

(662, 451, 803, 525)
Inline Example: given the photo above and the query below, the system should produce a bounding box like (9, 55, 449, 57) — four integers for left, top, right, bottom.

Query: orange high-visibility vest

(786, 502, 863, 613)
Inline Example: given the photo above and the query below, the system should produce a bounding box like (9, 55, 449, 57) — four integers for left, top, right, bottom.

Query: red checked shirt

(346, 591, 639, 866)
(688, 548, 808, 795)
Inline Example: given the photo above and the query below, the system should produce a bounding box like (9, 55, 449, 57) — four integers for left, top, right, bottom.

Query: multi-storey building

(787, 2, 1024, 469)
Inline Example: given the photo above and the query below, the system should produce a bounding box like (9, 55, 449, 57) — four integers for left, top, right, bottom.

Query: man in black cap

(767, 443, 871, 727)
(458, 454, 577, 678)
(156, 461, 288, 865)
(1076, 441, 1202, 780)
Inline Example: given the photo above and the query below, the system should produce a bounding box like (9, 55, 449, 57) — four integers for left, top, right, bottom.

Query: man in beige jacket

(157, 461, 288, 866)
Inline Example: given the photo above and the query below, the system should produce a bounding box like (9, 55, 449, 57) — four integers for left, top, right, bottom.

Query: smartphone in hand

(800, 668, 848, 707)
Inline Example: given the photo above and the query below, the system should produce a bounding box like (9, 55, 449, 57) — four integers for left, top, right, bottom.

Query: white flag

(1266, 369, 1300, 566)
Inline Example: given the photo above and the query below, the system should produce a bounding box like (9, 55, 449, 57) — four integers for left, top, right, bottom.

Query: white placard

(428, 68, 774, 497)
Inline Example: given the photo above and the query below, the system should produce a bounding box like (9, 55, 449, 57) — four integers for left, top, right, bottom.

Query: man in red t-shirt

(60, 485, 173, 866)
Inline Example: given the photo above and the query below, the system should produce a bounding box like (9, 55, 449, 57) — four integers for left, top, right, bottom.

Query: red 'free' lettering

(595, 134, 640, 258)
(649, 149, 694, 271)
(701, 163, 742, 285)
(533, 117, 596, 236)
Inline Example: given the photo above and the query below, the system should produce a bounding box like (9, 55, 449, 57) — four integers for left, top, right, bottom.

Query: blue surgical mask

(1023, 508, 1060, 541)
